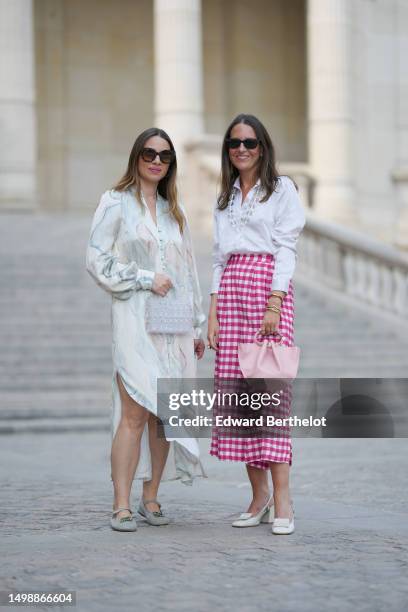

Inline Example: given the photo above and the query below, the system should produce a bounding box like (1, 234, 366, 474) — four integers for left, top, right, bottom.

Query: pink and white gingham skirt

(210, 253, 295, 468)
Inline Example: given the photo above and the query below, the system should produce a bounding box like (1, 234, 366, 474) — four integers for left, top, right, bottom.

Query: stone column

(0, 0, 37, 210)
(394, 0, 408, 249)
(153, 0, 204, 164)
(307, 0, 355, 224)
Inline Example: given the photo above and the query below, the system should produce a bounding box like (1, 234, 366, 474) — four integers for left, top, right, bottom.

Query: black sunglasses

(226, 138, 260, 150)
(141, 147, 175, 164)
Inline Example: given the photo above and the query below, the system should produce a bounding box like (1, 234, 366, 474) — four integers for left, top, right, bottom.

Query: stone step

(0, 315, 363, 327)
(0, 323, 378, 335)
(0, 376, 111, 391)
(0, 366, 111, 377)
(298, 367, 408, 377)
(1, 394, 109, 408)
(0, 287, 102, 294)
(1, 364, 406, 387)
(0, 416, 110, 434)
(0, 352, 111, 363)
(1, 349, 406, 367)
(4, 329, 372, 341)
(0, 405, 110, 419)
(1, 352, 406, 372)
(1, 388, 109, 404)
(0, 341, 404, 364)
(299, 359, 408, 369)
(298, 341, 407, 351)
(0, 333, 109, 340)
(0, 342, 110, 351)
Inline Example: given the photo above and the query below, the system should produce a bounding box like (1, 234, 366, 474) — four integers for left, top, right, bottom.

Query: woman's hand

(151, 273, 173, 296)
(194, 339, 205, 359)
(207, 315, 219, 350)
(259, 294, 283, 336)
(259, 310, 280, 336)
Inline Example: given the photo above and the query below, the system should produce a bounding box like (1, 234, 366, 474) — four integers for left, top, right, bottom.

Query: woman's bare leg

(142, 413, 170, 512)
(111, 373, 150, 520)
(270, 462, 292, 519)
(245, 464, 271, 513)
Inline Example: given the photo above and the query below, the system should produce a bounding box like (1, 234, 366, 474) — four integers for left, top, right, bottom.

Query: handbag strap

(254, 330, 285, 346)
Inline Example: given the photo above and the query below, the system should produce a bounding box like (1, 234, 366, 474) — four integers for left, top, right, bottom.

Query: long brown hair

(217, 114, 281, 210)
(113, 127, 185, 233)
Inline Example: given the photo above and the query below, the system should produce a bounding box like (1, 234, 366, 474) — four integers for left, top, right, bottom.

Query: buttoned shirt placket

(156, 199, 173, 354)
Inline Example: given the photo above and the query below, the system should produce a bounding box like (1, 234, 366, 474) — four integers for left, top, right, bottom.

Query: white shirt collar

(232, 176, 261, 191)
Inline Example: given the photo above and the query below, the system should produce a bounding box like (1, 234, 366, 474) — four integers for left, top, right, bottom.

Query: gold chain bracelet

(268, 292, 283, 302)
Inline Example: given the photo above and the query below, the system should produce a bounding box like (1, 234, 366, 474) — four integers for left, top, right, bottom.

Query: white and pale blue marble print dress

(86, 188, 206, 484)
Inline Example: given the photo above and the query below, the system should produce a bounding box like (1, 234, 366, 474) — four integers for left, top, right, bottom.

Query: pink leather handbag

(238, 331, 300, 381)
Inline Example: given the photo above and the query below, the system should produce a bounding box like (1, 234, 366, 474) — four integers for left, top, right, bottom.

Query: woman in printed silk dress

(207, 114, 306, 535)
(86, 128, 206, 532)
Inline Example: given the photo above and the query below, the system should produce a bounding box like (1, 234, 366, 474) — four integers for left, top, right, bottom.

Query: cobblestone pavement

(1, 433, 407, 612)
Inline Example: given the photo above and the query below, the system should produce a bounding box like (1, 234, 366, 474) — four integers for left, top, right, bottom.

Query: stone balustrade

(298, 213, 408, 325)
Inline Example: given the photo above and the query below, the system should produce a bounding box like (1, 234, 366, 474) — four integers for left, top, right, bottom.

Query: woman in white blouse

(86, 128, 206, 532)
(207, 114, 305, 535)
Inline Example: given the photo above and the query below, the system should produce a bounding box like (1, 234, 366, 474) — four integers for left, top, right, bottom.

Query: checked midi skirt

(210, 253, 295, 468)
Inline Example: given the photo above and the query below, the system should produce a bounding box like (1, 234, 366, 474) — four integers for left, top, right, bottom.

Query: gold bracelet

(268, 292, 283, 302)
(266, 305, 281, 313)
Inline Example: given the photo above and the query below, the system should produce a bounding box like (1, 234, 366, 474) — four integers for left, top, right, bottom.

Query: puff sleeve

(86, 190, 156, 299)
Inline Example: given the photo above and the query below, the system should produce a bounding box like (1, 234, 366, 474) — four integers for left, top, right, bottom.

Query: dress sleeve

(86, 190, 156, 299)
(270, 177, 306, 293)
(210, 206, 227, 294)
(181, 208, 206, 340)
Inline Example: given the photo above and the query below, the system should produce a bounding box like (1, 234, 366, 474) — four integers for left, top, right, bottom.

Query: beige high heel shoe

(232, 496, 274, 528)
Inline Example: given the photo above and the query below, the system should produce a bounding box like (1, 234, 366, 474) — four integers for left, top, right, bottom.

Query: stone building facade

(1, 0, 407, 245)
